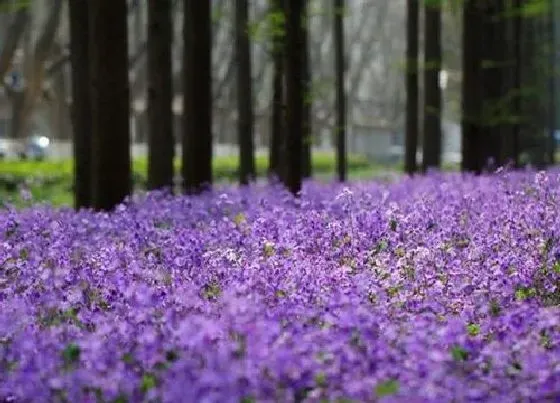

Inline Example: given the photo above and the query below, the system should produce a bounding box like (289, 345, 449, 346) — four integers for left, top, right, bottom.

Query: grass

(0, 152, 381, 207)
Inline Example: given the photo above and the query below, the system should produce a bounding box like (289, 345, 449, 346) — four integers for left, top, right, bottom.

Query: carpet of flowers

(1, 171, 559, 402)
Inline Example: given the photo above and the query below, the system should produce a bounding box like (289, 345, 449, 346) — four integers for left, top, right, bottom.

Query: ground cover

(0, 153, 375, 207)
(0, 171, 559, 401)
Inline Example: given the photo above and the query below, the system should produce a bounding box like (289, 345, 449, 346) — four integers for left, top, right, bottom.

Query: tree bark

(268, 0, 285, 181)
(235, 0, 256, 185)
(405, 0, 419, 175)
(10, 0, 62, 139)
(89, 0, 132, 210)
(301, 2, 312, 178)
(69, 0, 92, 209)
(334, 0, 346, 182)
(422, 1, 442, 171)
(147, 0, 174, 191)
(0, 7, 29, 82)
(283, 0, 304, 195)
(182, 0, 212, 194)
(461, 0, 484, 173)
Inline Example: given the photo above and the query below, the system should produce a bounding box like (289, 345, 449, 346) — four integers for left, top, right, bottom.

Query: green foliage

(450, 345, 469, 362)
(140, 373, 157, 393)
(519, 0, 550, 17)
(374, 379, 400, 398)
(61, 343, 81, 369)
(0, 153, 375, 207)
(0, 0, 31, 13)
(467, 323, 481, 336)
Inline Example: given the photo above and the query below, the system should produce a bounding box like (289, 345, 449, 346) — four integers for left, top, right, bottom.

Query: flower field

(1, 172, 559, 402)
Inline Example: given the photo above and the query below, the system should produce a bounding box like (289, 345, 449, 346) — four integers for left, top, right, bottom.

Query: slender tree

(334, 0, 346, 181)
(269, 0, 285, 181)
(301, 2, 312, 178)
(147, 0, 174, 191)
(236, 0, 256, 185)
(461, 0, 484, 173)
(182, 0, 212, 193)
(422, 0, 442, 171)
(89, 0, 131, 210)
(547, 0, 556, 165)
(405, 0, 419, 175)
(283, 0, 304, 195)
(69, 0, 92, 209)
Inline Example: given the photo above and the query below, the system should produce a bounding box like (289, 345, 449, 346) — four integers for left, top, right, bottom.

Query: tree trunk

(405, 0, 419, 175)
(235, 0, 255, 185)
(268, 0, 285, 181)
(479, 1, 506, 169)
(547, 0, 556, 165)
(334, 0, 346, 182)
(182, 0, 212, 194)
(0, 7, 29, 82)
(301, 2, 312, 178)
(461, 1, 484, 173)
(283, 0, 304, 195)
(11, 0, 62, 139)
(422, 1, 442, 171)
(68, 0, 93, 211)
(147, 0, 174, 191)
(89, 0, 132, 210)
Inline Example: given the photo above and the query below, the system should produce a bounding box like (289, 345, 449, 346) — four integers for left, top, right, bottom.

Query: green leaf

(467, 323, 480, 336)
(315, 371, 327, 388)
(62, 343, 81, 368)
(451, 345, 469, 362)
(515, 286, 537, 301)
(140, 373, 157, 393)
(375, 379, 400, 397)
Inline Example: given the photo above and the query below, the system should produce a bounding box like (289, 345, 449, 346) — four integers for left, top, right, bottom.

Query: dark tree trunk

(548, 0, 556, 165)
(461, 1, 484, 173)
(479, 1, 508, 169)
(89, 0, 131, 211)
(301, 2, 312, 178)
(236, 0, 255, 185)
(283, 0, 304, 195)
(499, 0, 517, 166)
(422, 0, 442, 171)
(269, 0, 285, 181)
(69, 0, 92, 209)
(147, 0, 174, 191)
(511, 0, 522, 166)
(334, 0, 346, 182)
(182, 0, 212, 193)
(405, 0, 419, 175)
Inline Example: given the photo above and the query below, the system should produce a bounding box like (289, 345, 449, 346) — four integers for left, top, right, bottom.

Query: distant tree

(334, 0, 346, 182)
(235, 0, 256, 185)
(0, 4, 28, 82)
(301, 2, 312, 178)
(283, 0, 304, 195)
(89, 0, 131, 210)
(147, 0, 174, 191)
(268, 0, 285, 181)
(10, 0, 62, 139)
(182, 0, 212, 193)
(405, 0, 419, 175)
(422, 0, 442, 171)
(69, 0, 92, 209)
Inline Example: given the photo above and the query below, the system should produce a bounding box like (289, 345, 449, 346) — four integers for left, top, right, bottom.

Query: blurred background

(0, 0, 463, 164)
(0, 0, 559, 208)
